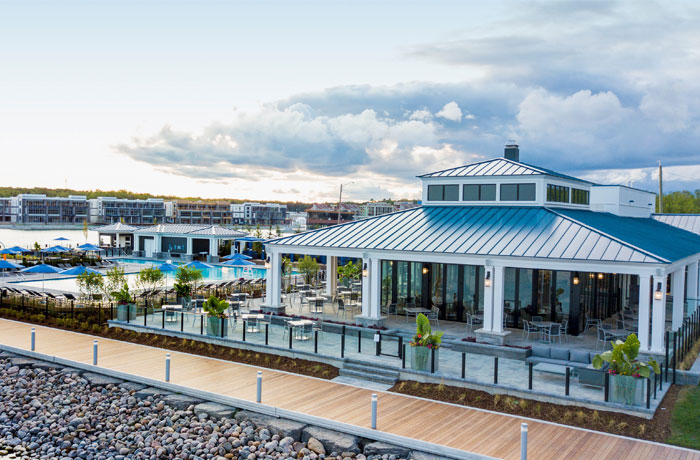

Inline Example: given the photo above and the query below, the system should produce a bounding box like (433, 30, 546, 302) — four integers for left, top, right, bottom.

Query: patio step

(339, 362, 400, 386)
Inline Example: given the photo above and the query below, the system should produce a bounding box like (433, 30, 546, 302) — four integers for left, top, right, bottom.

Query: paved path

(0, 319, 697, 460)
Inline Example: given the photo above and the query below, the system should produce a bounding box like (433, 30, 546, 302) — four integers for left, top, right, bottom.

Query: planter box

(206, 316, 228, 337)
(411, 346, 439, 372)
(610, 374, 645, 406)
(116, 303, 136, 322)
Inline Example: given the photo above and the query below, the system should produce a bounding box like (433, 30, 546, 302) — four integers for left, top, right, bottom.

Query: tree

(82, 219, 88, 242)
(282, 256, 293, 292)
(102, 266, 127, 301)
(33, 242, 40, 252)
(337, 260, 360, 284)
(275, 225, 282, 237)
(136, 266, 164, 298)
(298, 255, 319, 284)
(76, 271, 103, 302)
(174, 266, 203, 299)
(254, 225, 263, 238)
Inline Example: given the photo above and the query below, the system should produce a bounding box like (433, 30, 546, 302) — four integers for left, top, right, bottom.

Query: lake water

(0, 228, 99, 250)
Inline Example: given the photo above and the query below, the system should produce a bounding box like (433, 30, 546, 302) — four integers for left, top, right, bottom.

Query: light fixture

(362, 262, 368, 278)
(597, 273, 604, 280)
(484, 271, 492, 288)
(422, 266, 429, 275)
(654, 282, 663, 301)
(572, 272, 580, 285)
(264, 255, 271, 269)
(589, 273, 595, 279)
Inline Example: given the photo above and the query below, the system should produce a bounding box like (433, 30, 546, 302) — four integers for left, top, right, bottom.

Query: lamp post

(337, 182, 355, 225)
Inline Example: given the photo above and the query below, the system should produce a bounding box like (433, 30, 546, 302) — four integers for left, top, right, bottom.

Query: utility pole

(337, 182, 354, 225)
(658, 161, 664, 213)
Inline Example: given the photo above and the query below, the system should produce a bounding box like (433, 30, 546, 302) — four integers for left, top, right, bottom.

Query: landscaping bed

(389, 380, 682, 444)
(0, 308, 339, 380)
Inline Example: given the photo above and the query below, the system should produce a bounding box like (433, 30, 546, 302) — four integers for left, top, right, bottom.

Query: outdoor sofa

(526, 345, 607, 387)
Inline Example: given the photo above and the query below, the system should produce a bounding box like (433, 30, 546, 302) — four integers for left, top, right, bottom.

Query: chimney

(504, 142, 519, 162)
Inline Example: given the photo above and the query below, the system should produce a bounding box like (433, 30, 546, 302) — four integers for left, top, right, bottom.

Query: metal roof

(418, 158, 592, 184)
(134, 224, 246, 237)
(653, 214, 700, 236)
(95, 222, 139, 233)
(267, 206, 700, 264)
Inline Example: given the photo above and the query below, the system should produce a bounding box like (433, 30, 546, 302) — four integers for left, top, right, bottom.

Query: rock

(307, 438, 326, 455)
(31, 361, 63, 371)
(58, 367, 84, 376)
(161, 394, 204, 410)
(301, 427, 360, 454)
(81, 372, 124, 386)
(409, 452, 451, 460)
(235, 411, 306, 441)
(194, 402, 237, 420)
(119, 382, 147, 392)
(134, 387, 171, 400)
(363, 442, 410, 458)
(8, 357, 39, 368)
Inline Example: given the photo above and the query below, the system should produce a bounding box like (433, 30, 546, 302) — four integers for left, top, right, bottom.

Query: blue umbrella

(222, 252, 252, 260)
(156, 262, 179, 272)
(0, 248, 20, 255)
(222, 259, 256, 266)
(41, 245, 70, 253)
(7, 246, 31, 253)
(60, 266, 102, 276)
(77, 243, 104, 252)
(184, 260, 213, 269)
(0, 260, 23, 269)
(21, 264, 63, 274)
(54, 237, 70, 242)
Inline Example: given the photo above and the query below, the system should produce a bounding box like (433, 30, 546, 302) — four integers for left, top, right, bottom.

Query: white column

(186, 237, 193, 256)
(265, 252, 273, 303)
(270, 251, 281, 306)
(326, 256, 337, 296)
(115, 233, 120, 248)
(209, 238, 217, 256)
(361, 258, 371, 317)
(638, 275, 651, 351)
(133, 235, 140, 252)
(651, 274, 668, 354)
(492, 266, 505, 333)
(482, 265, 494, 331)
(369, 258, 381, 319)
(672, 268, 685, 329)
(687, 261, 698, 314)
(155, 235, 162, 254)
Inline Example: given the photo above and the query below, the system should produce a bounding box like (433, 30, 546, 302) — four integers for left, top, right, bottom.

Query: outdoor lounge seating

(525, 345, 597, 371)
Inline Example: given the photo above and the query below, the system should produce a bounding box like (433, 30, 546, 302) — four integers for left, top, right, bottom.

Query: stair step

(338, 368, 398, 385)
(343, 362, 400, 378)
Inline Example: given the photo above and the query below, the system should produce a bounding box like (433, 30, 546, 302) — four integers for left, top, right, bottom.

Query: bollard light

(30, 327, 36, 351)
(371, 394, 378, 429)
(165, 354, 171, 382)
(256, 371, 262, 403)
(92, 340, 98, 366)
(520, 423, 528, 460)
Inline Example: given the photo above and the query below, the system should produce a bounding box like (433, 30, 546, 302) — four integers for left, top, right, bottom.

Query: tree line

(657, 190, 700, 214)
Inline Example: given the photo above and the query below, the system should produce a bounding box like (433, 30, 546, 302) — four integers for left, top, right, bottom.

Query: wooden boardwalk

(0, 319, 697, 460)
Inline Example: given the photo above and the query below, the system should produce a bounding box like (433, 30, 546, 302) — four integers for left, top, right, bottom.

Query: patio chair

(465, 312, 482, 333)
(560, 319, 569, 342)
(282, 317, 300, 340)
(542, 323, 562, 344)
(531, 316, 543, 322)
(312, 317, 324, 338)
(521, 320, 538, 341)
(427, 306, 440, 327)
(583, 316, 601, 332)
(337, 298, 352, 319)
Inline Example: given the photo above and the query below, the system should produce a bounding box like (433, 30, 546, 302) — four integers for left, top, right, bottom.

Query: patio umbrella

(184, 260, 213, 270)
(54, 237, 70, 243)
(7, 246, 31, 253)
(41, 245, 69, 253)
(222, 258, 256, 266)
(222, 252, 252, 260)
(21, 263, 63, 292)
(0, 260, 23, 269)
(60, 266, 102, 276)
(0, 248, 20, 255)
(76, 243, 105, 253)
(156, 262, 179, 294)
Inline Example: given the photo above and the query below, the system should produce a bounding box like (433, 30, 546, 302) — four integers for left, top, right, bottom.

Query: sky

(1, 0, 700, 202)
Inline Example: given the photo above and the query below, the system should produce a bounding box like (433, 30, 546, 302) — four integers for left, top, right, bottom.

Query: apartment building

(88, 197, 167, 225)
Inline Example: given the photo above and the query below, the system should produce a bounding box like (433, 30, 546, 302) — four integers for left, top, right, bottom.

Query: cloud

(436, 102, 463, 122)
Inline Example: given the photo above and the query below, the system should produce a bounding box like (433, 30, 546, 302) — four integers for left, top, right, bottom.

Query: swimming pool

(11, 260, 267, 293)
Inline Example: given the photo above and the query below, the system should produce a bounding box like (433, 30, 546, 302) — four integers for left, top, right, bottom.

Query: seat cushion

(570, 350, 590, 364)
(531, 346, 551, 358)
(550, 348, 570, 361)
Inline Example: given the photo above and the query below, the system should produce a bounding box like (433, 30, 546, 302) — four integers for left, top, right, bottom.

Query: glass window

(571, 188, 590, 205)
(410, 262, 423, 307)
(381, 261, 392, 308)
(427, 185, 442, 201)
(462, 265, 478, 316)
(396, 261, 409, 313)
(444, 185, 459, 201)
(519, 183, 536, 201)
(430, 263, 444, 308)
(500, 183, 536, 201)
(463, 184, 496, 201)
(547, 184, 570, 203)
(445, 265, 459, 320)
(500, 184, 518, 201)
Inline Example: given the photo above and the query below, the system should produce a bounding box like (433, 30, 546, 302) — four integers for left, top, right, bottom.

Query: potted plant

(593, 333, 660, 406)
(112, 282, 136, 321)
(337, 260, 360, 287)
(203, 295, 229, 337)
(409, 313, 443, 371)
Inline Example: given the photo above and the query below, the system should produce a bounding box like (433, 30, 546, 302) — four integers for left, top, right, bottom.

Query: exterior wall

(15, 194, 88, 224)
(88, 197, 167, 225)
(0, 198, 17, 223)
(590, 185, 656, 217)
(173, 201, 232, 225)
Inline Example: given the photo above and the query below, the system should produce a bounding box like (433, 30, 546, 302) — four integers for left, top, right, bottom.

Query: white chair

(542, 324, 562, 344)
(522, 320, 537, 341)
(560, 319, 569, 342)
(427, 306, 440, 327)
(465, 312, 482, 333)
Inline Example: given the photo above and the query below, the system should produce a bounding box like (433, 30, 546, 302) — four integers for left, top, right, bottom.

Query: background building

(89, 197, 167, 225)
(14, 194, 89, 224)
(231, 202, 288, 226)
(305, 203, 361, 228)
(172, 200, 232, 225)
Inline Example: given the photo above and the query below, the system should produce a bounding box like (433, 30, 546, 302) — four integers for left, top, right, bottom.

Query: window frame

(462, 184, 497, 202)
(500, 183, 536, 202)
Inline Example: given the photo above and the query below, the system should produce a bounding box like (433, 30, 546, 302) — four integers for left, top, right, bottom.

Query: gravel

(0, 357, 418, 460)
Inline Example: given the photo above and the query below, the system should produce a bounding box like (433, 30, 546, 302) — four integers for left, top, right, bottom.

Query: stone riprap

(0, 357, 425, 460)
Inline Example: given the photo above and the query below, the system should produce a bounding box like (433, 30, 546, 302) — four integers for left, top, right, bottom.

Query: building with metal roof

(264, 144, 700, 355)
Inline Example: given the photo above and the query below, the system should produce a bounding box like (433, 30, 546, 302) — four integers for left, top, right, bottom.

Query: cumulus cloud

(436, 102, 463, 121)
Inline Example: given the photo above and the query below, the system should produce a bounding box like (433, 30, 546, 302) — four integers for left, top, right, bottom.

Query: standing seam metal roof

(653, 214, 700, 236)
(267, 206, 700, 264)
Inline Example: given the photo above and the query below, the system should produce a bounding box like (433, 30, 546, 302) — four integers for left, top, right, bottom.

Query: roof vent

(504, 142, 519, 162)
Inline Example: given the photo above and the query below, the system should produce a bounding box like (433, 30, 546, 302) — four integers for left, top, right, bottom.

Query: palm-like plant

(593, 333, 660, 378)
(202, 295, 229, 318)
(410, 313, 443, 349)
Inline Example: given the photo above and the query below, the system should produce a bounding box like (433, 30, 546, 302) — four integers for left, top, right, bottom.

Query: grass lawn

(668, 385, 700, 450)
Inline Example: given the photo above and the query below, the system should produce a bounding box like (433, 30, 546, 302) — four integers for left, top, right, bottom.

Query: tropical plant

(173, 281, 191, 299)
(337, 260, 360, 283)
(33, 242, 40, 252)
(202, 295, 229, 318)
(298, 255, 319, 284)
(174, 265, 203, 297)
(593, 333, 661, 378)
(410, 313, 443, 349)
(136, 266, 164, 295)
(76, 271, 103, 301)
(111, 282, 133, 305)
(102, 266, 127, 301)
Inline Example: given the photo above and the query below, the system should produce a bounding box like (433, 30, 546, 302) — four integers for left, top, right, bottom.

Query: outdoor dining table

(404, 307, 431, 322)
(306, 296, 325, 314)
(287, 319, 313, 340)
(530, 321, 558, 342)
(162, 304, 182, 322)
(605, 328, 631, 340)
(241, 313, 264, 332)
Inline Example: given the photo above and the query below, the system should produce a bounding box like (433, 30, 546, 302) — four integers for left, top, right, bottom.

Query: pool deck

(0, 318, 697, 460)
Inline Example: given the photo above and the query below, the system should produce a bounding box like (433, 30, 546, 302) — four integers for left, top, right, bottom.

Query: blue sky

(1, 1, 699, 201)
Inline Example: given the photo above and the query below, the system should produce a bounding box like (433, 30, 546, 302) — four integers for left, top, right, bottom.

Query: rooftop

(134, 224, 246, 237)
